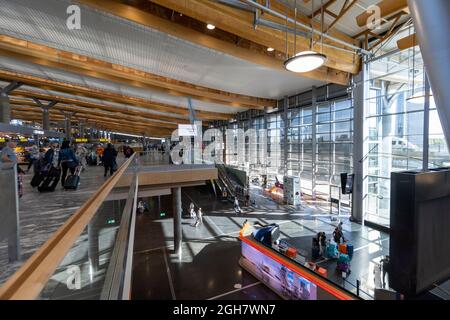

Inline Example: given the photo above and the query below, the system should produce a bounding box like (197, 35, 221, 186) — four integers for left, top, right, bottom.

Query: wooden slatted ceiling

(144, 0, 358, 73)
(11, 110, 173, 137)
(0, 35, 272, 110)
(76, 0, 351, 85)
(10, 100, 178, 130)
(0, 69, 233, 121)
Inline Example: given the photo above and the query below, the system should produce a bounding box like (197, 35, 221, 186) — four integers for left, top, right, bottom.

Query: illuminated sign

(241, 240, 317, 300)
(33, 130, 45, 135)
(160, 212, 166, 217)
(178, 124, 198, 137)
(75, 138, 88, 143)
(100, 138, 110, 142)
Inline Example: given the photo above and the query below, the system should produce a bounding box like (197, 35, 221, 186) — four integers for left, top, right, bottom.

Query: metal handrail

(0, 153, 136, 300)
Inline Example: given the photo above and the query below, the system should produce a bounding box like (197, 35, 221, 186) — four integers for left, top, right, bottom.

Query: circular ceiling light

(207, 24, 216, 30)
(267, 47, 275, 52)
(284, 51, 327, 73)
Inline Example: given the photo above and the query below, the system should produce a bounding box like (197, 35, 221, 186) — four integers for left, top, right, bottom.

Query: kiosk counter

(239, 234, 360, 300)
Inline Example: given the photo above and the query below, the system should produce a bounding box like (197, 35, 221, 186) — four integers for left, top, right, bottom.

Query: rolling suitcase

(64, 166, 81, 190)
(337, 261, 350, 273)
(30, 172, 44, 188)
(38, 167, 61, 192)
(338, 253, 350, 263)
(326, 242, 338, 259)
(347, 244, 354, 259)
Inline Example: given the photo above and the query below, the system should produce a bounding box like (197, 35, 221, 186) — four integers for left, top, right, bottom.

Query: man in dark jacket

(58, 140, 78, 187)
(103, 143, 118, 177)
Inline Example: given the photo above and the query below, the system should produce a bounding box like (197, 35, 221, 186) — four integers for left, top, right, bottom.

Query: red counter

(239, 235, 360, 300)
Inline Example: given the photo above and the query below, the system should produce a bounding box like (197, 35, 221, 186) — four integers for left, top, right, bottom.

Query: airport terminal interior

(0, 0, 450, 301)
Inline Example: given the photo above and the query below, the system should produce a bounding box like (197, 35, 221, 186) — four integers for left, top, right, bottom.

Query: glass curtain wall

(218, 85, 353, 202)
(363, 30, 450, 227)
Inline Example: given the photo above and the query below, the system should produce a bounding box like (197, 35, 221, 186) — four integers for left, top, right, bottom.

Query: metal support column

(60, 111, 76, 140)
(283, 97, 289, 176)
(408, 0, 450, 152)
(422, 74, 431, 171)
(352, 63, 367, 223)
(311, 86, 318, 199)
(32, 98, 57, 131)
(172, 187, 182, 257)
(78, 118, 86, 138)
(88, 217, 99, 272)
(0, 81, 23, 124)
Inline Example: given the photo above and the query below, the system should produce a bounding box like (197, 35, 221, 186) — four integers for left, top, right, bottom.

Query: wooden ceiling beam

(75, 0, 350, 85)
(144, 0, 358, 75)
(0, 69, 232, 121)
(10, 100, 178, 130)
(356, 0, 408, 27)
(310, 0, 337, 18)
(396, 33, 417, 50)
(11, 110, 172, 137)
(10, 89, 190, 125)
(0, 35, 273, 109)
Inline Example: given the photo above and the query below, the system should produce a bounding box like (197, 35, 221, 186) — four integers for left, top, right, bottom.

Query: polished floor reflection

(132, 185, 390, 300)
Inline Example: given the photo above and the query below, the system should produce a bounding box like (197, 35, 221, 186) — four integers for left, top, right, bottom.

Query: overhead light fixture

(267, 47, 275, 52)
(207, 24, 216, 30)
(283, 0, 327, 73)
(284, 51, 327, 73)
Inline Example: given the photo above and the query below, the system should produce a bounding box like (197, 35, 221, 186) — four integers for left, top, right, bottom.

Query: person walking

(26, 144, 40, 173)
(76, 144, 88, 170)
(234, 197, 242, 214)
(58, 140, 79, 187)
(380, 256, 391, 288)
(333, 226, 344, 244)
(193, 208, 203, 227)
(189, 202, 196, 218)
(102, 143, 118, 177)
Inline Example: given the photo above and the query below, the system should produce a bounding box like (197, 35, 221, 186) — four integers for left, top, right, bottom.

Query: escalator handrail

(0, 154, 137, 300)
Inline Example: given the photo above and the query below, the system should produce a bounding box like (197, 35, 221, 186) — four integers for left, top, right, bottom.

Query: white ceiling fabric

(0, 0, 322, 100)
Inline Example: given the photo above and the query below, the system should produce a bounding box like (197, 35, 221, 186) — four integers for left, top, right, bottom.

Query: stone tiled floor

(131, 185, 390, 300)
(0, 160, 124, 285)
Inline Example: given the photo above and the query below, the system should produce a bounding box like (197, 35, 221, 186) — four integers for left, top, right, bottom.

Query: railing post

(357, 279, 360, 296)
(173, 187, 182, 257)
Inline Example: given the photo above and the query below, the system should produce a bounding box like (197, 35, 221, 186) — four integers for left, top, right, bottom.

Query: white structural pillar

(408, 0, 450, 151)
(351, 62, 367, 223)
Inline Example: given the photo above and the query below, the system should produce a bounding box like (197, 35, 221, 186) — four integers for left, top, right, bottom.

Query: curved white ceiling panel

(0, 56, 243, 114)
(0, 0, 322, 99)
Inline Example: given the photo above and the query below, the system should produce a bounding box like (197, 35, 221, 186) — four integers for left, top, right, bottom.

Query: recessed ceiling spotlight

(267, 47, 275, 52)
(207, 24, 216, 30)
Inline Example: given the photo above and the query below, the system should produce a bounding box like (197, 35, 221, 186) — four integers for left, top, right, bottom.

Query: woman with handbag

(58, 140, 79, 187)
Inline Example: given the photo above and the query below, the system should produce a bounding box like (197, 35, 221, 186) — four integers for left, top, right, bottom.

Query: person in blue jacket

(58, 140, 78, 187)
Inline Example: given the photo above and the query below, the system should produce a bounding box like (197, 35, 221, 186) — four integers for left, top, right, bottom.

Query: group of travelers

(0, 139, 123, 200)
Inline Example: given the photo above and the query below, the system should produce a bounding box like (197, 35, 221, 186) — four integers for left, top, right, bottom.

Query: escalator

(214, 164, 247, 201)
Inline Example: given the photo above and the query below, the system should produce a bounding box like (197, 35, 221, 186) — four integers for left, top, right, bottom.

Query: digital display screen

(241, 241, 317, 300)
